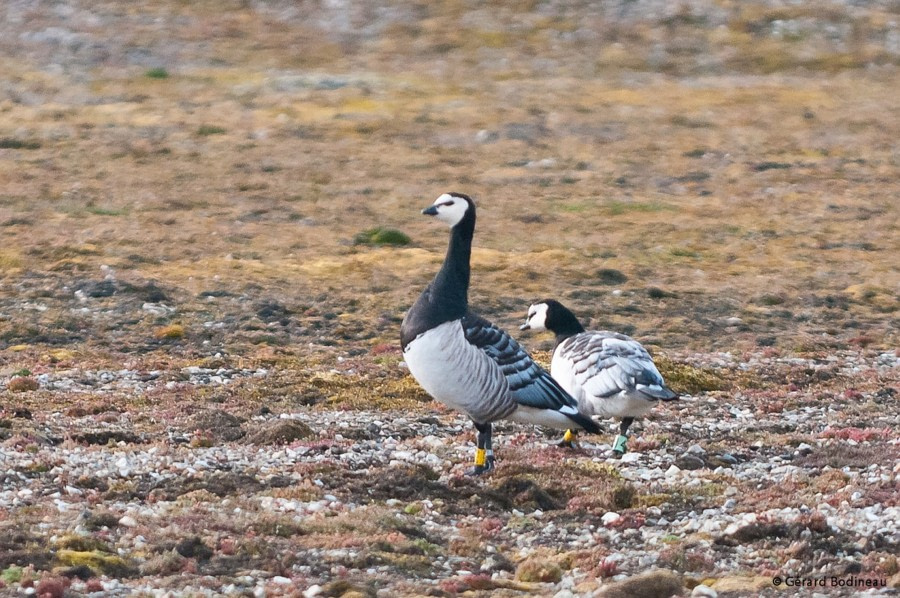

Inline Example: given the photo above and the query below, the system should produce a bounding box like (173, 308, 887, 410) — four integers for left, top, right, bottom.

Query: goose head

(521, 299, 585, 337)
(422, 192, 475, 228)
(520, 301, 551, 331)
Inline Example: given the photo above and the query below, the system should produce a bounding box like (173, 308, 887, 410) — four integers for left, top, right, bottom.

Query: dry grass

(0, 2, 898, 593)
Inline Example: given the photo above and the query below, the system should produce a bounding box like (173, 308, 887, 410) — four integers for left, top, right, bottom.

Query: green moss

(54, 534, 113, 552)
(752, 161, 792, 172)
(197, 125, 227, 136)
(670, 247, 701, 258)
(86, 206, 128, 216)
(353, 227, 411, 246)
(655, 357, 726, 394)
(516, 556, 563, 583)
(56, 549, 136, 577)
(637, 493, 673, 507)
(1, 566, 23, 583)
(0, 138, 41, 150)
(605, 200, 673, 215)
(145, 67, 169, 79)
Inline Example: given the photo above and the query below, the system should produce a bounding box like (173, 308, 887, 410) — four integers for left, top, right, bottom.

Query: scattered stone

(602, 512, 622, 526)
(691, 584, 717, 597)
(675, 454, 705, 470)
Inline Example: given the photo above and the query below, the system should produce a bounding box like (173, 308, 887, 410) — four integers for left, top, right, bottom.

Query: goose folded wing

(462, 313, 577, 411)
(567, 335, 671, 399)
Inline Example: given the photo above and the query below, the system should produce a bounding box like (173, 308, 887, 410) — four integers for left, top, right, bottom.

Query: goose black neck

(548, 301, 586, 347)
(431, 215, 474, 315)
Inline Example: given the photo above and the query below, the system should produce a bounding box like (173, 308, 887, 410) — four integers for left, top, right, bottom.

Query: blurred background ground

(0, 1, 898, 597)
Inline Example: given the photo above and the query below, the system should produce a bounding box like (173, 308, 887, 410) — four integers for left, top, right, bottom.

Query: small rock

(475, 129, 499, 143)
(675, 454, 705, 470)
(303, 585, 323, 598)
(601, 512, 622, 526)
(687, 443, 706, 455)
(117, 515, 137, 528)
(691, 585, 717, 597)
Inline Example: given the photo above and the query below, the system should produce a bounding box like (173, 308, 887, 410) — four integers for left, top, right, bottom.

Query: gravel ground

(1, 349, 897, 597)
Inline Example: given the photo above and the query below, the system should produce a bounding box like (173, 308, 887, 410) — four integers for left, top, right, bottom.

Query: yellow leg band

(475, 448, 486, 467)
(563, 429, 575, 443)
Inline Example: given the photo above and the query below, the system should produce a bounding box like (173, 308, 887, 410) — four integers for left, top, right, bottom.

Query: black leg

(469, 421, 495, 475)
(612, 417, 634, 456)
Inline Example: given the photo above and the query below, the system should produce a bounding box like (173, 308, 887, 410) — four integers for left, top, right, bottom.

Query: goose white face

(424, 193, 469, 227)
(520, 302, 549, 331)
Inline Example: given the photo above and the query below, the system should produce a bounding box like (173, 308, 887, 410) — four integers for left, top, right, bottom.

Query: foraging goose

(520, 299, 677, 455)
(400, 193, 600, 474)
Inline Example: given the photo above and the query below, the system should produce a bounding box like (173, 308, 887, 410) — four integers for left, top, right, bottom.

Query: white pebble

(601, 512, 621, 526)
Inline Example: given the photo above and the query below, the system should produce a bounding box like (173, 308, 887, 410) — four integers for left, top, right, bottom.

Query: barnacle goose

(400, 193, 600, 474)
(520, 299, 677, 456)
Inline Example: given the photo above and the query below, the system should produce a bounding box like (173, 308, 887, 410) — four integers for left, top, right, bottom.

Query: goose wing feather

(462, 313, 578, 411)
(561, 332, 674, 400)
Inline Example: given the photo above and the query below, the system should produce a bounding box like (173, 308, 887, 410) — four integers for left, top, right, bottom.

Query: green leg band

(613, 434, 628, 454)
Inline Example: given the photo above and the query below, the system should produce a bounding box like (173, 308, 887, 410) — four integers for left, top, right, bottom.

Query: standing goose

(520, 299, 677, 456)
(401, 193, 600, 474)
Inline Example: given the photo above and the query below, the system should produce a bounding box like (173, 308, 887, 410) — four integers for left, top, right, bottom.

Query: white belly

(585, 392, 656, 418)
(403, 320, 513, 422)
